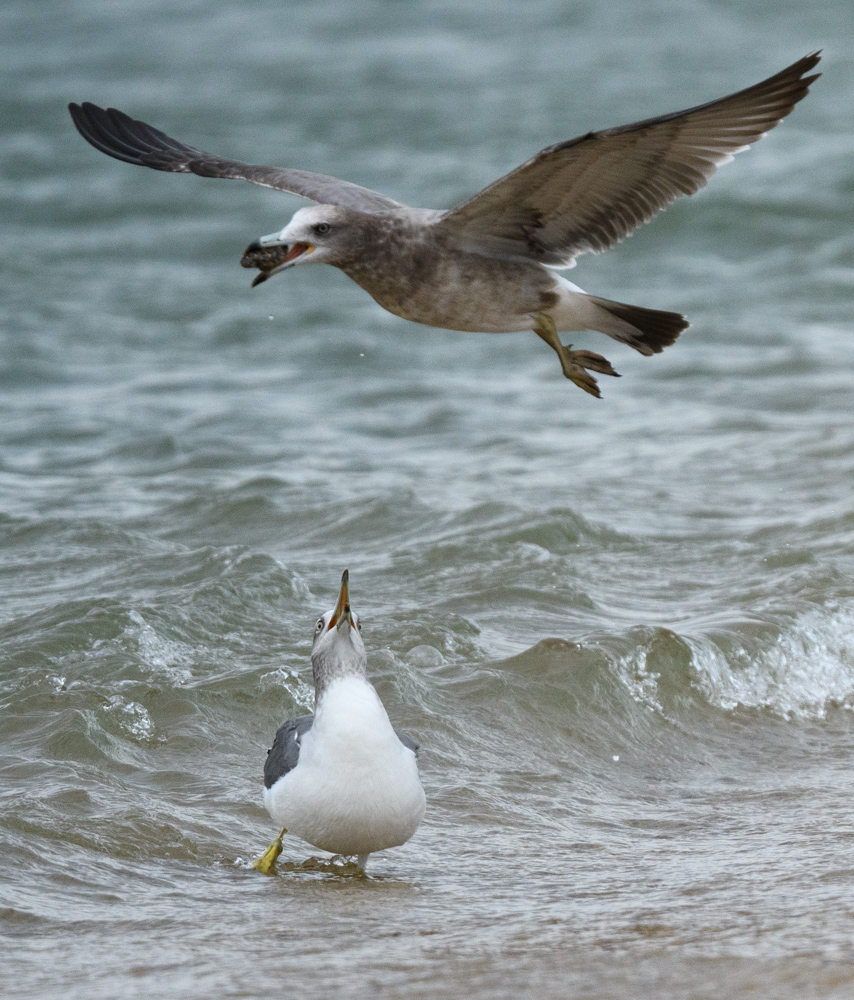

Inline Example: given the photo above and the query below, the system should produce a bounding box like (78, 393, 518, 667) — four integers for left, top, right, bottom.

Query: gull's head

(242, 205, 350, 286)
(310, 569, 367, 689)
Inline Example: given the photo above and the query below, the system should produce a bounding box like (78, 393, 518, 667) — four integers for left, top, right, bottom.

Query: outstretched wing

(437, 53, 820, 266)
(68, 102, 406, 214)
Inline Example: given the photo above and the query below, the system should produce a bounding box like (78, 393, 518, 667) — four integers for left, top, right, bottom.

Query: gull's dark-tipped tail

(587, 296, 690, 356)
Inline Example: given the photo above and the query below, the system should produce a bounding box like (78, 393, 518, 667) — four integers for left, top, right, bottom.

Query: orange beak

(328, 569, 351, 631)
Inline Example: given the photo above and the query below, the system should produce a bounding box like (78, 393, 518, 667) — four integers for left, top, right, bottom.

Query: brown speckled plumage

(324, 210, 559, 333)
(69, 53, 820, 396)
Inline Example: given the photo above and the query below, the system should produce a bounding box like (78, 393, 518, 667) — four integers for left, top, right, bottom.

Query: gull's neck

(311, 640, 369, 705)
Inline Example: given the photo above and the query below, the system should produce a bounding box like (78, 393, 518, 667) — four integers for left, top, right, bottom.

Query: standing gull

(253, 570, 425, 874)
(69, 53, 820, 397)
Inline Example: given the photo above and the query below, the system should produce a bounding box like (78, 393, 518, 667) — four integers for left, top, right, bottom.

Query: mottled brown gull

(69, 53, 820, 397)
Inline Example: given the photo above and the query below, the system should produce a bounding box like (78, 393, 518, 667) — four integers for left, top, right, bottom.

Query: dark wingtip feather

(69, 101, 148, 165)
(68, 101, 203, 171)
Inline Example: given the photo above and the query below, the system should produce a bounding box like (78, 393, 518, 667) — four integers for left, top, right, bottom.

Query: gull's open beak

(328, 569, 351, 632)
(241, 235, 314, 287)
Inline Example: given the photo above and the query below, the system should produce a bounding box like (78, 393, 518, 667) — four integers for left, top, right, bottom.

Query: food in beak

(241, 241, 312, 286)
(241, 244, 290, 270)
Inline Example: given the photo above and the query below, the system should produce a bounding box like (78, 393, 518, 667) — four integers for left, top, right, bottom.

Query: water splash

(101, 694, 154, 740)
(687, 605, 854, 719)
(122, 609, 194, 684)
(259, 666, 314, 710)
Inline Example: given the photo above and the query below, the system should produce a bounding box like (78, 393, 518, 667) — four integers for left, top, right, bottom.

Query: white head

(310, 569, 367, 696)
(243, 205, 350, 284)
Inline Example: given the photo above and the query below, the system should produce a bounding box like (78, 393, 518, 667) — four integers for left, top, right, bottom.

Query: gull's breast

(264, 676, 426, 856)
(340, 230, 558, 334)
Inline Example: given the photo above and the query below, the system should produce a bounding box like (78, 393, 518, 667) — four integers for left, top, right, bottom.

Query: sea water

(2, 1, 854, 997)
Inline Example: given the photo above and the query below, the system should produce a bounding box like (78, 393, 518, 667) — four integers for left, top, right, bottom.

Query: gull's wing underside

(437, 53, 820, 266)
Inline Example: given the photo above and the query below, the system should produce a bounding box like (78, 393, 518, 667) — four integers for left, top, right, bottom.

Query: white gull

(252, 570, 425, 874)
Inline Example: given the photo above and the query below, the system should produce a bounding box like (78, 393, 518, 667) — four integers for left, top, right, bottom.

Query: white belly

(264, 676, 426, 857)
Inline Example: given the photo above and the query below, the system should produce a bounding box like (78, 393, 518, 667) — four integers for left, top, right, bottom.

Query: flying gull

(69, 53, 820, 397)
(252, 570, 425, 874)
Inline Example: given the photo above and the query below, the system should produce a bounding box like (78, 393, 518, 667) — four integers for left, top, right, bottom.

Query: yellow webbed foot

(252, 828, 286, 875)
(568, 348, 620, 378)
(532, 313, 619, 398)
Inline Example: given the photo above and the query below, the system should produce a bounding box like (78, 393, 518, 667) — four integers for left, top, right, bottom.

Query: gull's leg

(532, 313, 619, 397)
(356, 854, 370, 872)
(533, 313, 596, 394)
(252, 828, 286, 874)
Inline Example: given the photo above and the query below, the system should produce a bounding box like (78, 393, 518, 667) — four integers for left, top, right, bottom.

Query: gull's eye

(313, 222, 331, 236)
(357, 620, 362, 631)
(316, 618, 324, 631)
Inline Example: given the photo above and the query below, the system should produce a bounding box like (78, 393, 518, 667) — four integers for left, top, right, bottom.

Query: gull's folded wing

(68, 102, 405, 214)
(263, 715, 314, 788)
(262, 714, 419, 789)
(437, 53, 820, 266)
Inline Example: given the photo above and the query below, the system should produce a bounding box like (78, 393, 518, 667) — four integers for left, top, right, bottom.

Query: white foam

(102, 694, 154, 740)
(259, 666, 314, 710)
(687, 605, 854, 719)
(618, 646, 663, 713)
(124, 609, 194, 683)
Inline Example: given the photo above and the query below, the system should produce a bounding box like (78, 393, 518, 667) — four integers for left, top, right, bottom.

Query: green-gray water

(3, 2, 854, 997)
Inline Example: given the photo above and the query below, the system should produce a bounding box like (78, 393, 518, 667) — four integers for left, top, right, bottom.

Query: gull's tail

(586, 296, 689, 356)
